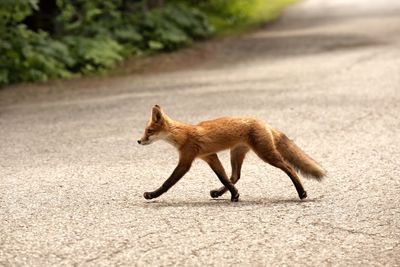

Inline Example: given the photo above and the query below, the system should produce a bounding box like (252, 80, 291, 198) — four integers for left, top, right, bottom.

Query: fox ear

(152, 105, 163, 123)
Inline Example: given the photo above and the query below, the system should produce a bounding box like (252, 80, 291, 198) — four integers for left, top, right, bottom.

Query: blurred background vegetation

(0, 0, 296, 86)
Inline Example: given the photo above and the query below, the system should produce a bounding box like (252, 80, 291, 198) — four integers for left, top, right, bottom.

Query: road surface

(1, 0, 399, 265)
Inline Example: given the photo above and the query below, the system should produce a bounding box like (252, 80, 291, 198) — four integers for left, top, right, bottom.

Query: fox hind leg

(210, 145, 249, 198)
(273, 160, 307, 199)
(251, 143, 307, 200)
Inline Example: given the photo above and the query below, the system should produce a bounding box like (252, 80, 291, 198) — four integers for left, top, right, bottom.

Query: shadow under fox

(137, 105, 326, 202)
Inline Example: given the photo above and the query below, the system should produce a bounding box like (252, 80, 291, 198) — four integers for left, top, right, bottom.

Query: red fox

(138, 105, 326, 202)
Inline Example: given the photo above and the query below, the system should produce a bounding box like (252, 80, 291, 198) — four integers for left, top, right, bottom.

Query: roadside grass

(205, 0, 298, 35)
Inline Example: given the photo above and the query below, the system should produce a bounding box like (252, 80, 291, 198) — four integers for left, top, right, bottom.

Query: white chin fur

(141, 132, 167, 146)
(145, 134, 160, 144)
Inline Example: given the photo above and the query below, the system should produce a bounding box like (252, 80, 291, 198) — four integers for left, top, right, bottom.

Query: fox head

(137, 105, 168, 145)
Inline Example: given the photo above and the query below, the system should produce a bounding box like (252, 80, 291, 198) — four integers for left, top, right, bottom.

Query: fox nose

(137, 140, 141, 144)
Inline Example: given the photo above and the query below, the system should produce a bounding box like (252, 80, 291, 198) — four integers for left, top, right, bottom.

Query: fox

(137, 105, 326, 202)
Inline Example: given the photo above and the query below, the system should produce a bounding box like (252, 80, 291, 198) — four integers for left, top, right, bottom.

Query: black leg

(144, 157, 194, 200)
(210, 145, 249, 198)
(202, 154, 239, 202)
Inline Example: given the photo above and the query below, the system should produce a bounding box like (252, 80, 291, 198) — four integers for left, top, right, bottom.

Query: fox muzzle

(137, 137, 151, 145)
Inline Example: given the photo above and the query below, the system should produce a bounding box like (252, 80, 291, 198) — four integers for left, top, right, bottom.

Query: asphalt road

(1, 0, 400, 266)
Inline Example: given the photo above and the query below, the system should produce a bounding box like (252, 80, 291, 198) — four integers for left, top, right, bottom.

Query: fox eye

(147, 128, 154, 134)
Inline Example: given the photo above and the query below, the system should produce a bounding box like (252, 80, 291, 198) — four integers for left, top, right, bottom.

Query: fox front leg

(144, 157, 194, 200)
(202, 154, 240, 202)
(210, 145, 249, 198)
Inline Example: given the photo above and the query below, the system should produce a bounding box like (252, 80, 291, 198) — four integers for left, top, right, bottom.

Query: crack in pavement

(313, 220, 387, 239)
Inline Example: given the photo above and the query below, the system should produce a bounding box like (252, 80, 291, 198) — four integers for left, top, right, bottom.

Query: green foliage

(63, 36, 124, 73)
(55, 2, 213, 52)
(55, 0, 123, 37)
(0, 0, 72, 85)
(0, 0, 38, 25)
(0, 26, 72, 84)
(138, 5, 212, 51)
(0, 1, 214, 86)
(195, 0, 297, 33)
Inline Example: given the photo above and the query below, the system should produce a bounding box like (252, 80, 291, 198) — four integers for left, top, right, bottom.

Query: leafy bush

(0, 1, 214, 86)
(0, 0, 38, 26)
(0, 0, 73, 84)
(0, 25, 72, 84)
(137, 5, 212, 51)
(56, 1, 213, 52)
(63, 36, 124, 73)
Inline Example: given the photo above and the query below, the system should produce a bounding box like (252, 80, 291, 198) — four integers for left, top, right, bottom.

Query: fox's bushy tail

(276, 133, 326, 180)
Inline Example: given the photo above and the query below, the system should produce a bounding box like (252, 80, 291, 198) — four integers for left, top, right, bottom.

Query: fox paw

(231, 192, 240, 202)
(299, 191, 307, 200)
(210, 190, 221, 199)
(144, 192, 155, 200)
